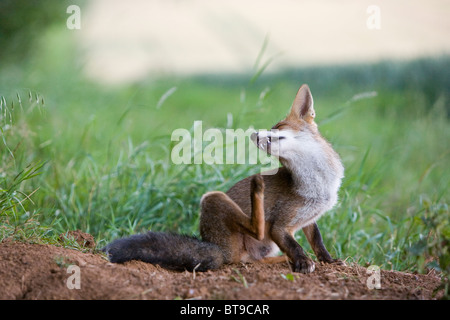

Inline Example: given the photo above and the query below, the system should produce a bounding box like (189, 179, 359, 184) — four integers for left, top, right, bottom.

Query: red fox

(103, 84, 344, 273)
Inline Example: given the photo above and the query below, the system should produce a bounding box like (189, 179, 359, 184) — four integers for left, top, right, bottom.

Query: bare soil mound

(0, 240, 442, 300)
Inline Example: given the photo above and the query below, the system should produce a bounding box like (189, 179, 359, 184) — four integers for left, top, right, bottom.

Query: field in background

(0, 22, 449, 281)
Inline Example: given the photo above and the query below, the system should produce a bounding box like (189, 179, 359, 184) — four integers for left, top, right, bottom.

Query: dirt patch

(0, 240, 442, 300)
(58, 230, 96, 248)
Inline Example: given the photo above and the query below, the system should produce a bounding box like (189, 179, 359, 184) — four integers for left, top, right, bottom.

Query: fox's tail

(102, 232, 224, 272)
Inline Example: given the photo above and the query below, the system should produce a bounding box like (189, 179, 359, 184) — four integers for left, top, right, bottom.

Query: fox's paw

(318, 256, 346, 266)
(251, 174, 265, 194)
(292, 257, 315, 274)
(327, 258, 346, 266)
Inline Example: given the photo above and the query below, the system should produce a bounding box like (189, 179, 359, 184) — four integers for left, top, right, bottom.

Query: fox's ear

(288, 84, 315, 123)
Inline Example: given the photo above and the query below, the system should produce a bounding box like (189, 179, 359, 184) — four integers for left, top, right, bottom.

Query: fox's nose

(250, 131, 258, 143)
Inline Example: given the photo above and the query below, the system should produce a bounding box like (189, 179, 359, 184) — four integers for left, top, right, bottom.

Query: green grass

(0, 26, 449, 296)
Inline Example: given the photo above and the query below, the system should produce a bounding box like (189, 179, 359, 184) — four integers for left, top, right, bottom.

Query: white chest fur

(284, 137, 344, 230)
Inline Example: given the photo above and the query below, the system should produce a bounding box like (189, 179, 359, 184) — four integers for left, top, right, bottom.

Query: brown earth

(0, 233, 443, 300)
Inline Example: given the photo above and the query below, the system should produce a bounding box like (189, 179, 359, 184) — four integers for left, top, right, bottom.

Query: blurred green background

(0, 0, 449, 281)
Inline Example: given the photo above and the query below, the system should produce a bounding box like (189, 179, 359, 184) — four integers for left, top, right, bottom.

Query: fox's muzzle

(251, 131, 272, 154)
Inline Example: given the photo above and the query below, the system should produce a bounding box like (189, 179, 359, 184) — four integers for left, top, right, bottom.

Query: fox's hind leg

(199, 174, 265, 263)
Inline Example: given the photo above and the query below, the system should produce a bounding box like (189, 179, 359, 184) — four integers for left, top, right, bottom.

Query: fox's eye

(270, 136, 285, 142)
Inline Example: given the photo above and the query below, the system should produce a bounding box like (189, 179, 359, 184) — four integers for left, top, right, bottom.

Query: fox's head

(251, 84, 343, 178)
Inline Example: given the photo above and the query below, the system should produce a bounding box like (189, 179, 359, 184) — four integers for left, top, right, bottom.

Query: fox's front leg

(270, 227, 315, 273)
(302, 223, 343, 265)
